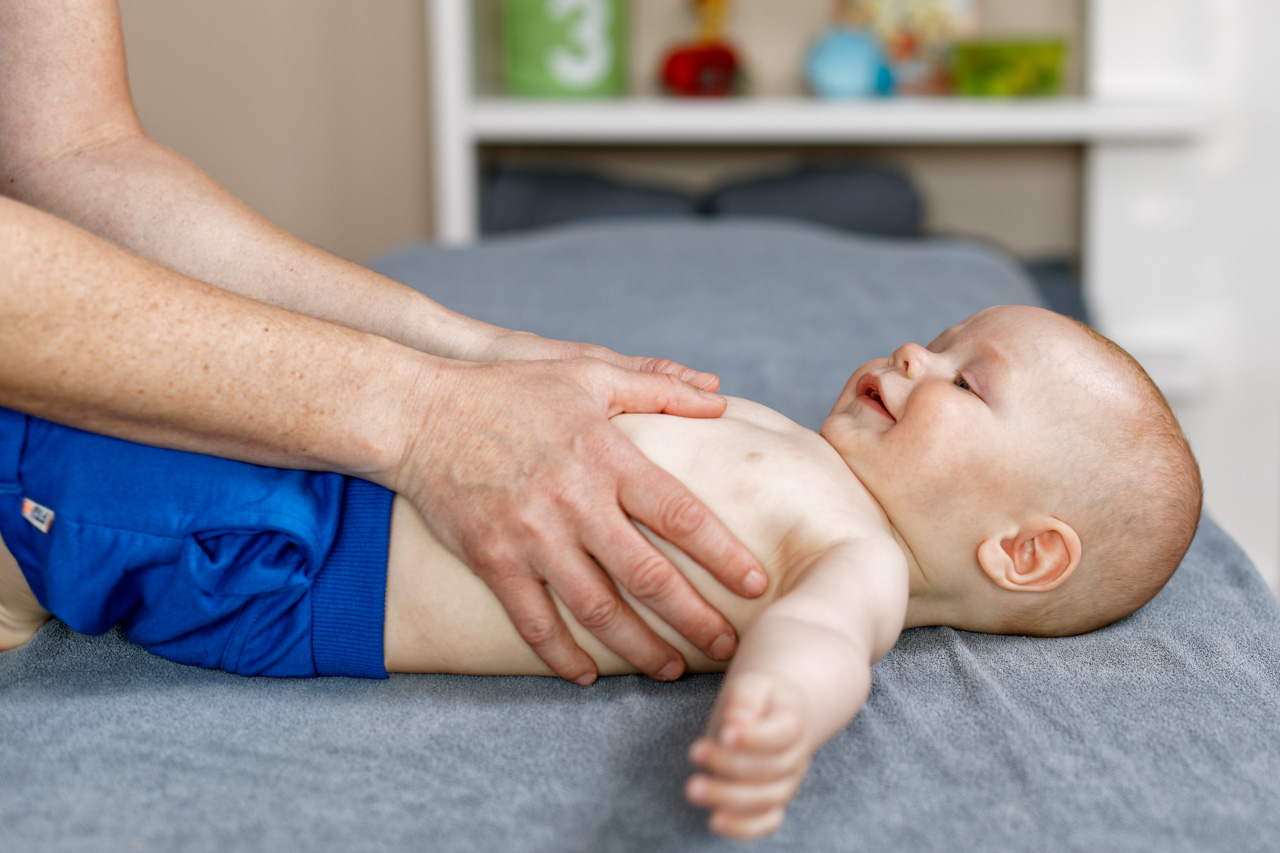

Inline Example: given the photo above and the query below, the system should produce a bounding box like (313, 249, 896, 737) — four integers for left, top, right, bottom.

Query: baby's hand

(685, 673, 811, 840)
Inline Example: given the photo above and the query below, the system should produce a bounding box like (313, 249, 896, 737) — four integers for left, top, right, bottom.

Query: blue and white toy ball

(807, 28, 893, 98)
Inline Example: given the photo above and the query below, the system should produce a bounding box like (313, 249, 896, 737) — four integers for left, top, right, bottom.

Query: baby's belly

(382, 496, 776, 678)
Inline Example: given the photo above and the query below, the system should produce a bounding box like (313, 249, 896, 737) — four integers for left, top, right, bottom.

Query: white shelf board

(468, 97, 1207, 144)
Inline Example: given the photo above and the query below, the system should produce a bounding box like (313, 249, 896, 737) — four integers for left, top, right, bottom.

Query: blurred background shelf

(430, 0, 1210, 243)
(467, 96, 1206, 144)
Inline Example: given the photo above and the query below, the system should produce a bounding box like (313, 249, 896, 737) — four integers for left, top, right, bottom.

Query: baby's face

(821, 305, 1118, 542)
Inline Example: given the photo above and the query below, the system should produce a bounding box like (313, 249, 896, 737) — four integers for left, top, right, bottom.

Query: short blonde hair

(1001, 320, 1202, 637)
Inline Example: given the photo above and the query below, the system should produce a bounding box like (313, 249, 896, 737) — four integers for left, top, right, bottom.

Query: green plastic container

(503, 0, 627, 98)
(952, 39, 1066, 97)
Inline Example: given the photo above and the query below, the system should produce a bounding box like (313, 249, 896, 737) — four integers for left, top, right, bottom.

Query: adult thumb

(602, 367, 728, 420)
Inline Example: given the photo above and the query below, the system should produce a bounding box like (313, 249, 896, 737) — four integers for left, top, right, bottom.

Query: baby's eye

(954, 374, 974, 393)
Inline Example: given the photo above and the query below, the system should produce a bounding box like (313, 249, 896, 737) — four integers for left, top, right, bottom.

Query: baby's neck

(868, 499, 972, 631)
(819, 425, 985, 632)
(889, 526, 940, 630)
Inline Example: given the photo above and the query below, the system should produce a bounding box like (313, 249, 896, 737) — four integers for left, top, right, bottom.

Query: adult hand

(478, 328, 724, 392)
(394, 356, 767, 685)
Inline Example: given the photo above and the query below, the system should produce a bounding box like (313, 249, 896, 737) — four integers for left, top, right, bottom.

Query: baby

(0, 305, 1201, 840)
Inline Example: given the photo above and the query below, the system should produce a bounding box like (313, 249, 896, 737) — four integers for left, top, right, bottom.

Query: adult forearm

(0, 194, 436, 482)
(5, 131, 502, 361)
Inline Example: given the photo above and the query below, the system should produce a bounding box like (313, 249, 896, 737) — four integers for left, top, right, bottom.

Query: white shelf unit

(469, 97, 1204, 143)
(428, 0, 1207, 245)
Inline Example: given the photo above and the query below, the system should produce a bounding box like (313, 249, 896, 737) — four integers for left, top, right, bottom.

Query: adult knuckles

(573, 588, 625, 634)
(579, 343, 617, 363)
(518, 611, 568, 652)
(467, 538, 524, 580)
(622, 550, 680, 603)
(656, 491, 708, 540)
(566, 354, 611, 379)
(478, 570, 568, 654)
(639, 357, 679, 376)
(574, 355, 680, 397)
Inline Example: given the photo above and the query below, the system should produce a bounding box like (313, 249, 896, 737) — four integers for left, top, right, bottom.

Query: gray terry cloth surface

(4, 220, 1279, 852)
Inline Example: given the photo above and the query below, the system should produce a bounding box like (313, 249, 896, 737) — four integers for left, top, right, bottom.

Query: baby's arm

(685, 537, 907, 839)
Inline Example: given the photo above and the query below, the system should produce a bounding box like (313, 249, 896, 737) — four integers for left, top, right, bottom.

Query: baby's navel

(744, 451, 764, 463)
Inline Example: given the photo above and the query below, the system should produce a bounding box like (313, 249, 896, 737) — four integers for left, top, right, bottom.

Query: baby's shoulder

(718, 396, 811, 432)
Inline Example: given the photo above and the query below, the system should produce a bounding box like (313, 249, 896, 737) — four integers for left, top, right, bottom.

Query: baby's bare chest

(613, 403, 881, 600)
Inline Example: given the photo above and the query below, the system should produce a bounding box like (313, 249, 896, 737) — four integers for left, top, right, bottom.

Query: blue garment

(0, 407, 392, 678)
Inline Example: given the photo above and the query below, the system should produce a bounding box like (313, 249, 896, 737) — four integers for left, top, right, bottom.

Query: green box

(503, 0, 627, 98)
(952, 39, 1066, 98)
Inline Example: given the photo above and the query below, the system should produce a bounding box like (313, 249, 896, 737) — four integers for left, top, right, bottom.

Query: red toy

(660, 0, 742, 97)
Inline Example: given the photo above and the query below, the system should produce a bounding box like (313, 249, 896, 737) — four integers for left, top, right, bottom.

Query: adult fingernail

(658, 661, 683, 681)
(709, 633, 736, 660)
(697, 390, 726, 404)
(575, 673, 597, 687)
(684, 370, 717, 389)
(744, 570, 768, 596)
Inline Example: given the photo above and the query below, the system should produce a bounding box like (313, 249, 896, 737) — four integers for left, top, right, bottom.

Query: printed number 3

(548, 0, 612, 88)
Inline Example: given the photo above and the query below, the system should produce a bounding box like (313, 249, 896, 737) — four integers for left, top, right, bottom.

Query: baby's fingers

(689, 735, 810, 784)
(708, 806, 787, 841)
(686, 772, 804, 816)
(719, 695, 805, 752)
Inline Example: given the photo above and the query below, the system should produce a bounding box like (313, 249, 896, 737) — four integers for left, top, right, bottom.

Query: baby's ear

(976, 519, 1081, 593)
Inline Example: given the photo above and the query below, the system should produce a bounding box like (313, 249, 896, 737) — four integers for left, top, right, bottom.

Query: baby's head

(821, 305, 1202, 637)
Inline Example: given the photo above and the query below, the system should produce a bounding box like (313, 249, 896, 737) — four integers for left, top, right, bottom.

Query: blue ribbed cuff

(311, 478, 394, 678)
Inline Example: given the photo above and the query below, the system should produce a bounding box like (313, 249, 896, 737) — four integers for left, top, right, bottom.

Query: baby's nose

(890, 342, 934, 378)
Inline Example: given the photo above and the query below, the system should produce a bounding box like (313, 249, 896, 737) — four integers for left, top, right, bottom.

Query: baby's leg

(0, 539, 50, 651)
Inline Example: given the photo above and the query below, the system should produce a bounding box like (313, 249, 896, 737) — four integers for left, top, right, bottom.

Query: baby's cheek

(900, 417, 974, 486)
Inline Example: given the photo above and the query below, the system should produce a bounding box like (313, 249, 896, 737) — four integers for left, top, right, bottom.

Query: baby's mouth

(865, 389, 891, 419)
(856, 376, 895, 422)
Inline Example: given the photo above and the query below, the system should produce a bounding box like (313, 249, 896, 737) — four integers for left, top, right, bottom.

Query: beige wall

(118, 0, 1082, 262)
(118, 0, 433, 263)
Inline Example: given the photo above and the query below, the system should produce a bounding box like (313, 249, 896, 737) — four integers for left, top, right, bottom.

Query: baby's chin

(815, 416, 856, 459)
